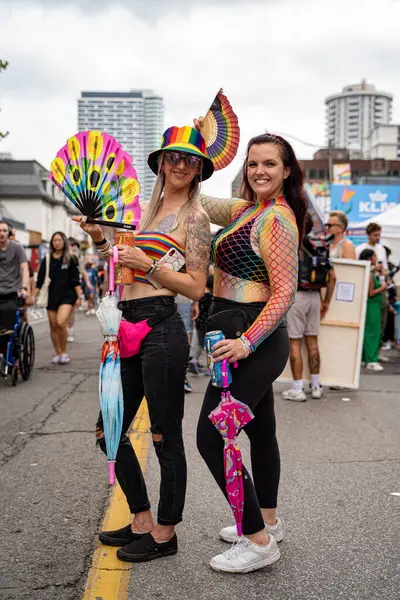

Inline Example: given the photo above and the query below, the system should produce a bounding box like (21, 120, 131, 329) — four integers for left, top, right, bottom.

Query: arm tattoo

(185, 210, 211, 273)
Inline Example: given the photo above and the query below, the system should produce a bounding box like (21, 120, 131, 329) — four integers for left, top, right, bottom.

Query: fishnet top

(200, 193, 299, 351)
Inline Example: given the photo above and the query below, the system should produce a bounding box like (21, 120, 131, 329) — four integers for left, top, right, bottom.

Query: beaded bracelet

(97, 242, 113, 257)
(239, 335, 253, 357)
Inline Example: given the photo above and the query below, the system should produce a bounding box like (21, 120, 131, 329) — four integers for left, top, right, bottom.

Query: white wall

(370, 125, 398, 160)
(1, 198, 45, 235)
(1, 197, 78, 241)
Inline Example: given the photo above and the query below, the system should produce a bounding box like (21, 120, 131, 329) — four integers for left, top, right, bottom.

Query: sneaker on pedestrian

(184, 377, 192, 393)
(311, 386, 323, 399)
(219, 517, 284, 544)
(366, 362, 384, 371)
(117, 532, 178, 563)
(381, 342, 391, 351)
(59, 354, 70, 365)
(51, 355, 61, 364)
(187, 358, 199, 375)
(210, 535, 280, 573)
(203, 368, 211, 377)
(378, 354, 390, 363)
(99, 523, 147, 547)
(282, 388, 306, 402)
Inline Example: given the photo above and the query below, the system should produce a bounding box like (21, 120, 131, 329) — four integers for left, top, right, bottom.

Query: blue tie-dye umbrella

(96, 247, 123, 484)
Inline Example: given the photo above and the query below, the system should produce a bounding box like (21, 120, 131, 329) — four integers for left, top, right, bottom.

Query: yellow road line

(82, 400, 150, 600)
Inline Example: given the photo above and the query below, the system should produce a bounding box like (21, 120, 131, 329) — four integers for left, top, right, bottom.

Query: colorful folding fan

(201, 89, 240, 171)
(50, 131, 141, 230)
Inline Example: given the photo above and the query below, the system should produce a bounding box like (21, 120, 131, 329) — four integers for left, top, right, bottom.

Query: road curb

(82, 400, 150, 600)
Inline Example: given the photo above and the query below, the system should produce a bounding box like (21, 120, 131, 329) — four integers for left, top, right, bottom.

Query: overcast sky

(1, 0, 400, 197)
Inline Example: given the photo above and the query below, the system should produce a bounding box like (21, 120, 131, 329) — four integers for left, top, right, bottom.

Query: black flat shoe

(116, 532, 178, 562)
(99, 524, 146, 547)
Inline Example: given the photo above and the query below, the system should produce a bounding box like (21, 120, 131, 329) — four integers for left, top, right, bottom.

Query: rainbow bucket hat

(147, 125, 214, 181)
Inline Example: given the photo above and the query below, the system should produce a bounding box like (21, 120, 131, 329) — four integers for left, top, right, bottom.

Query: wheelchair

(0, 297, 35, 386)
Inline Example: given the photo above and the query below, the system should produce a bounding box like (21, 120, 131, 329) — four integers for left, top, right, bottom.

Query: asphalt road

(0, 315, 399, 600)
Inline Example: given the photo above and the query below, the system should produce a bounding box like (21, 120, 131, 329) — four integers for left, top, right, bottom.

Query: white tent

(349, 204, 400, 263)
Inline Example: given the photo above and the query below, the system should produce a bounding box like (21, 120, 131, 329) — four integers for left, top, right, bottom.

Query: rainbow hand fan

(201, 89, 240, 171)
(50, 131, 141, 230)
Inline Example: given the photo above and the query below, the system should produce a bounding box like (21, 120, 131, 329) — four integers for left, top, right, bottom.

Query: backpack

(298, 234, 333, 291)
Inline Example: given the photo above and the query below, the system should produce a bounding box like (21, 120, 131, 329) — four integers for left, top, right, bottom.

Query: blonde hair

(140, 152, 203, 233)
(330, 210, 348, 230)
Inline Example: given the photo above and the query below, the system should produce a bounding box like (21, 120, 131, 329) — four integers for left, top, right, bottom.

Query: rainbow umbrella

(208, 360, 254, 537)
(96, 247, 123, 484)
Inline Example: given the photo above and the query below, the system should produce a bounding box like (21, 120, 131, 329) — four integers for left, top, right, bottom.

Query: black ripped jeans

(96, 296, 189, 526)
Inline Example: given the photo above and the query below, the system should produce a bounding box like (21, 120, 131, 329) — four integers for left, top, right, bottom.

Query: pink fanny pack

(119, 303, 176, 358)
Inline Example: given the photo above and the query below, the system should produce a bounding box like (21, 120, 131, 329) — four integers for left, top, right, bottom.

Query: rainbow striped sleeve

(242, 204, 299, 350)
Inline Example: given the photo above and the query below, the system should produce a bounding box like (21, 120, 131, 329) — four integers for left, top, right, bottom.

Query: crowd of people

(0, 119, 398, 576)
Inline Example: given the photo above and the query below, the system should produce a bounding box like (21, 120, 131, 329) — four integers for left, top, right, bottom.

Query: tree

(0, 60, 9, 141)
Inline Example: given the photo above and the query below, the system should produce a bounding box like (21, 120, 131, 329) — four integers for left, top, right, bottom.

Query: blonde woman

(74, 126, 212, 564)
(325, 211, 356, 259)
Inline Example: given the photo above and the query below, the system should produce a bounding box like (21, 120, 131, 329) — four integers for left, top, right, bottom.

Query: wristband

(94, 238, 107, 247)
(146, 260, 158, 276)
(239, 335, 253, 357)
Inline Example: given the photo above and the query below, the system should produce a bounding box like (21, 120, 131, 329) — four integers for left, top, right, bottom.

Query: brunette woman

(35, 232, 82, 365)
(194, 128, 307, 573)
(74, 126, 212, 563)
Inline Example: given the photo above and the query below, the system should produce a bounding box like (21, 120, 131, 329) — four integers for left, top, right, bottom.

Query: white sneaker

(311, 386, 323, 399)
(219, 517, 284, 544)
(210, 535, 281, 573)
(51, 355, 60, 364)
(366, 362, 384, 371)
(282, 388, 306, 402)
(378, 355, 390, 363)
(381, 343, 391, 351)
(59, 354, 70, 365)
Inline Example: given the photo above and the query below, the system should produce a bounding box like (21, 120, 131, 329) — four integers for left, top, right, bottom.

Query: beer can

(114, 231, 135, 284)
(204, 330, 232, 388)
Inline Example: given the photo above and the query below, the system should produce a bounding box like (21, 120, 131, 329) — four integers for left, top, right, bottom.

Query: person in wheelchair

(0, 220, 30, 338)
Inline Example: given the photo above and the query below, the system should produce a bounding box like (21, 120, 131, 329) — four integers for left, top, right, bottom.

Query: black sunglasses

(164, 151, 202, 169)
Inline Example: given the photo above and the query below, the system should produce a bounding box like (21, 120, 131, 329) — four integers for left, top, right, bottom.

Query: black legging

(197, 300, 289, 536)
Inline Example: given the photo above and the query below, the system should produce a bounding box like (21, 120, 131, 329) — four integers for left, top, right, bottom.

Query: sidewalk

(126, 358, 400, 600)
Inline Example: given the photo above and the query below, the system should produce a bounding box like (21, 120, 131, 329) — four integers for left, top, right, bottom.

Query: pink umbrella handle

(222, 359, 229, 388)
(108, 247, 119, 293)
(108, 460, 116, 484)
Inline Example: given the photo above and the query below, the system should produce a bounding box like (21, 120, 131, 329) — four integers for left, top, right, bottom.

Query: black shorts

(0, 293, 20, 331)
(47, 294, 77, 312)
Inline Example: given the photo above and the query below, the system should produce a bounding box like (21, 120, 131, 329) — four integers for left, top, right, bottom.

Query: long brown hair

(239, 133, 308, 247)
(50, 231, 71, 266)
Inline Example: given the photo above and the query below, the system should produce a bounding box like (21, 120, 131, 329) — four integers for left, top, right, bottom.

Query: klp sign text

(331, 185, 400, 223)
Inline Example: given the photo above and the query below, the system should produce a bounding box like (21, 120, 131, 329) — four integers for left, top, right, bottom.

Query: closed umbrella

(208, 360, 254, 537)
(96, 247, 123, 484)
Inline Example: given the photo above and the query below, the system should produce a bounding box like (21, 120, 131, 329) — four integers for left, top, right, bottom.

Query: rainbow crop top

(134, 231, 185, 284)
(208, 195, 299, 351)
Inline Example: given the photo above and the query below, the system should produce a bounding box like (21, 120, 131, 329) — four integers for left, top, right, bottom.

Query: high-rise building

(325, 80, 393, 157)
(78, 90, 164, 199)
